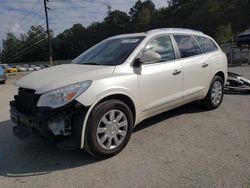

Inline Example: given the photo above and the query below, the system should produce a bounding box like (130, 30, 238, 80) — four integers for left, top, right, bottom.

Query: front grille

(14, 88, 40, 116)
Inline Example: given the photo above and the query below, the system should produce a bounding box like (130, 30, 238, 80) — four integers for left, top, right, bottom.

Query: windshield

(73, 36, 145, 66)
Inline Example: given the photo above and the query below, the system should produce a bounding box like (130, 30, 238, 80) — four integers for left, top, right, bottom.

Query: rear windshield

(73, 37, 145, 66)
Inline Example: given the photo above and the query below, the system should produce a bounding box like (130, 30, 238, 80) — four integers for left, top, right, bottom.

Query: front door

(137, 35, 183, 116)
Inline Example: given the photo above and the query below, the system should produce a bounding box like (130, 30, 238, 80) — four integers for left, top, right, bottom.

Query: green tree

(135, 7, 152, 31)
(0, 25, 48, 64)
(104, 10, 129, 26)
(129, 0, 155, 21)
(2, 0, 250, 62)
(1, 33, 22, 63)
(215, 24, 234, 44)
(53, 24, 87, 60)
(103, 9, 130, 34)
(22, 25, 48, 62)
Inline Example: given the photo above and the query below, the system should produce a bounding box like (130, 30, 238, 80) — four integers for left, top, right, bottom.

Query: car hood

(16, 64, 115, 94)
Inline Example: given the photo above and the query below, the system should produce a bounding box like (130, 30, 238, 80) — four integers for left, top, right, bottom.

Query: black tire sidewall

(86, 100, 134, 158)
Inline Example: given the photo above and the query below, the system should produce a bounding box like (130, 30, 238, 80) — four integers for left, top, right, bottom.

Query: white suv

(10, 28, 228, 158)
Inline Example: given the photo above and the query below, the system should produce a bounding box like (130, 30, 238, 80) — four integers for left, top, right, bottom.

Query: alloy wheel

(211, 80, 223, 106)
(96, 110, 128, 150)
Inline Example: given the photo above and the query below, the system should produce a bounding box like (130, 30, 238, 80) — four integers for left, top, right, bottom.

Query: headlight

(37, 80, 92, 108)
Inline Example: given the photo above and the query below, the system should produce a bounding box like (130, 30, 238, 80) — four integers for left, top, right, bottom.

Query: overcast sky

(0, 0, 168, 47)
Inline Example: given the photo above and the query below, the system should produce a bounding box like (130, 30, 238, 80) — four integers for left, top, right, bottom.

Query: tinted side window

(144, 36, 175, 62)
(194, 35, 218, 53)
(174, 35, 202, 58)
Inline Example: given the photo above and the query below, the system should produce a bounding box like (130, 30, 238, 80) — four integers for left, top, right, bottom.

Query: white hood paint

(16, 64, 115, 94)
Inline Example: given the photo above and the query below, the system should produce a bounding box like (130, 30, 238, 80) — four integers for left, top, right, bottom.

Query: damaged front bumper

(0, 75, 7, 82)
(10, 100, 88, 150)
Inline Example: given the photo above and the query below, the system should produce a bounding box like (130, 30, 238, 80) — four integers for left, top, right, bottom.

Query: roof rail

(146, 28, 204, 34)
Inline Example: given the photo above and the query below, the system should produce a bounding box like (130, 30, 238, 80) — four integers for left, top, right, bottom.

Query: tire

(85, 99, 134, 159)
(201, 75, 224, 110)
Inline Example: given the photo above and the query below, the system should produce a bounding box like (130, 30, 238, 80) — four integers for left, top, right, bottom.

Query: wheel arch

(214, 71, 225, 83)
(79, 92, 137, 149)
(97, 94, 136, 123)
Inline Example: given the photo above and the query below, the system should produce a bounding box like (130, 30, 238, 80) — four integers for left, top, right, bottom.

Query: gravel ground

(0, 67, 249, 188)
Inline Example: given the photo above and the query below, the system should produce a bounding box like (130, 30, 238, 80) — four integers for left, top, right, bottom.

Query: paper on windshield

(121, 39, 140, 44)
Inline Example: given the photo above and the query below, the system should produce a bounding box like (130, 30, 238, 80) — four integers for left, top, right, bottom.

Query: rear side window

(173, 35, 202, 58)
(194, 35, 218, 53)
(144, 35, 176, 62)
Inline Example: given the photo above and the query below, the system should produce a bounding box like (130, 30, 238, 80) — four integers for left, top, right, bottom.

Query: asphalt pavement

(0, 67, 249, 188)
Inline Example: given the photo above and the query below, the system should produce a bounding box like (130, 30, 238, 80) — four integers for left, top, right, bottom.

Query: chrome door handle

(172, 69, 182, 75)
(202, 63, 209, 68)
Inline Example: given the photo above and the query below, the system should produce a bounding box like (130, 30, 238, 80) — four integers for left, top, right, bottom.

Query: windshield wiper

(83, 62, 100, 65)
(82, 62, 115, 66)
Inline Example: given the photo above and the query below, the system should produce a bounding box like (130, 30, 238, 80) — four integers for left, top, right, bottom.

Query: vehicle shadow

(224, 90, 250, 95)
(0, 120, 98, 178)
(0, 103, 205, 178)
(134, 103, 206, 132)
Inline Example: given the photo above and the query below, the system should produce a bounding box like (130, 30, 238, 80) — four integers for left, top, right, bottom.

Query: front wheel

(85, 99, 134, 159)
(201, 76, 224, 110)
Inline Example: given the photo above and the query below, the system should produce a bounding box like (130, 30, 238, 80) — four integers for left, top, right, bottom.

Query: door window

(173, 35, 202, 58)
(194, 35, 218, 53)
(144, 36, 176, 62)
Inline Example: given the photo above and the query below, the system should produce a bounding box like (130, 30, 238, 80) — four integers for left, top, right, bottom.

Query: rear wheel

(201, 76, 224, 110)
(85, 99, 134, 159)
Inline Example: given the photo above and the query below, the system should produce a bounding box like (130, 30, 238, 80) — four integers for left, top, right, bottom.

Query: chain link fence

(221, 43, 250, 66)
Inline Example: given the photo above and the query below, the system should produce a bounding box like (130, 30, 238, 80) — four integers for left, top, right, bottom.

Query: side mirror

(134, 51, 161, 67)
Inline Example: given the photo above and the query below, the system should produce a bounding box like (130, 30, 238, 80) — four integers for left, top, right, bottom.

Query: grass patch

(7, 73, 16, 76)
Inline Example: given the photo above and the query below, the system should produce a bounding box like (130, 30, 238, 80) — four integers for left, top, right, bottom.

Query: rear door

(173, 35, 211, 100)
